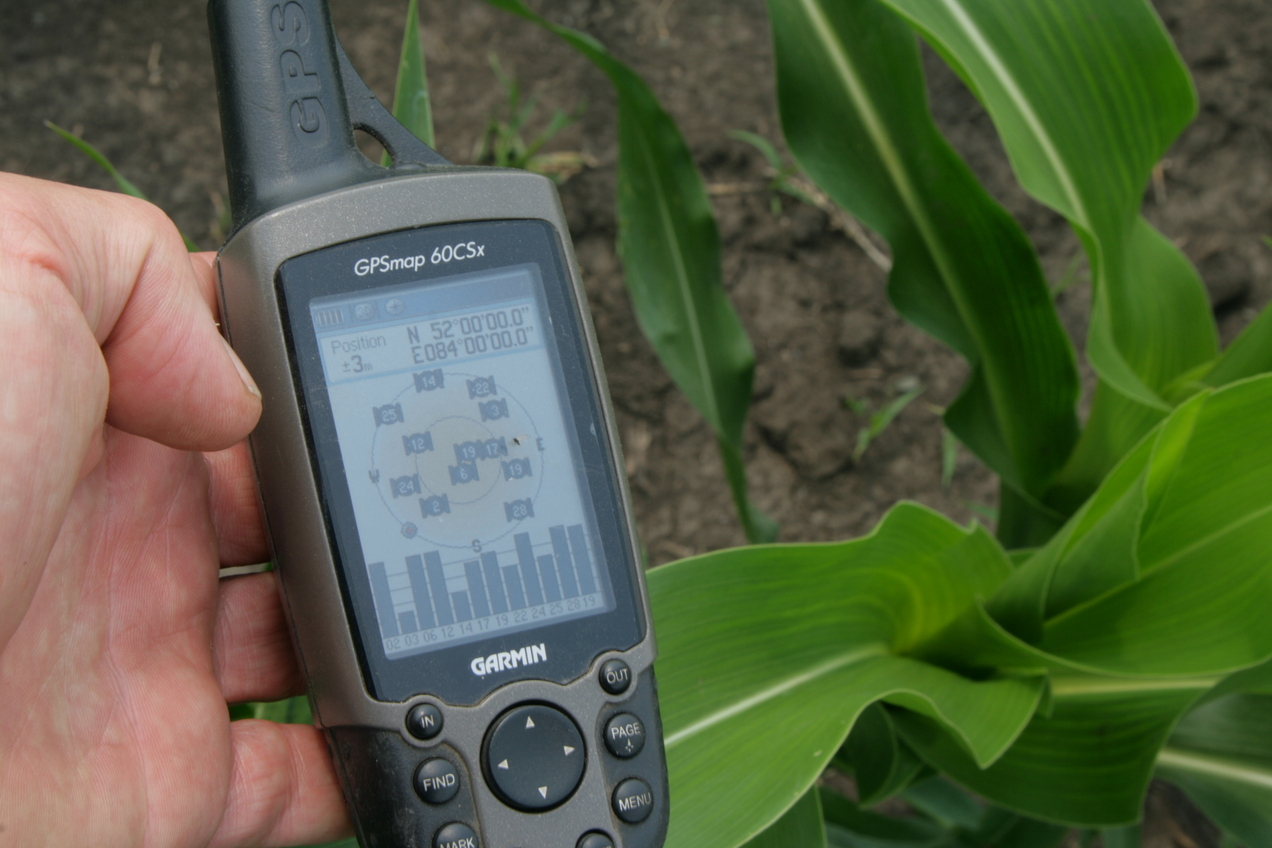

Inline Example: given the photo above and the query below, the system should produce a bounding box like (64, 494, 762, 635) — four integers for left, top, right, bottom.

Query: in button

(407, 703, 444, 740)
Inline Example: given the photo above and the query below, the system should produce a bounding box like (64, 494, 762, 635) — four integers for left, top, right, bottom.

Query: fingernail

(222, 335, 261, 398)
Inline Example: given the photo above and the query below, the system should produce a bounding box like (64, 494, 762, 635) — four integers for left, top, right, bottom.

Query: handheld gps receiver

(207, 3, 668, 847)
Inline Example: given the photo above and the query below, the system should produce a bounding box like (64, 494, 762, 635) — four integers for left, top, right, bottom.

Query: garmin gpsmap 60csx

(207, 2, 669, 847)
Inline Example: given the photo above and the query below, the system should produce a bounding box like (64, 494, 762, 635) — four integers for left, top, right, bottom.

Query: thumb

(0, 174, 261, 451)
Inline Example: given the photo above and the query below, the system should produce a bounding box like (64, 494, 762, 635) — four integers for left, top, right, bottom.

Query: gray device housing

(215, 167, 668, 848)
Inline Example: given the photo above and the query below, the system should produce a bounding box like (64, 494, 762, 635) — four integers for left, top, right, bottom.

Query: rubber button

(603, 713, 646, 759)
(434, 821, 479, 848)
(484, 704, 586, 810)
(407, 703, 444, 740)
(612, 777, 654, 823)
(413, 758, 460, 804)
(578, 832, 615, 848)
(599, 659, 631, 695)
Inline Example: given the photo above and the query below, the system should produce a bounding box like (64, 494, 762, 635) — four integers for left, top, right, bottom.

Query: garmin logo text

(470, 643, 547, 677)
(355, 254, 429, 277)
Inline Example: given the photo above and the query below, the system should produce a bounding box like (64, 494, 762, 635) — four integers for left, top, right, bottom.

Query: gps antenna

(208, 0, 449, 233)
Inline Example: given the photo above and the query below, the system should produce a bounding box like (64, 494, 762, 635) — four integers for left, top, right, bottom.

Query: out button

(483, 704, 586, 811)
(599, 660, 631, 695)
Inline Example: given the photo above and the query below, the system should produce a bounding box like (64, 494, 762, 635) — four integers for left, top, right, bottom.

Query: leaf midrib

(793, 0, 1030, 486)
(1158, 746, 1272, 791)
(1043, 500, 1272, 633)
(927, 0, 1091, 229)
(663, 645, 886, 748)
(1049, 675, 1219, 697)
(627, 113, 723, 435)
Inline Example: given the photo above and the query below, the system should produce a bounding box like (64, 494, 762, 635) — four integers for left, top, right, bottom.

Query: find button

(612, 777, 654, 823)
(414, 758, 460, 804)
(599, 659, 631, 695)
(603, 713, 646, 759)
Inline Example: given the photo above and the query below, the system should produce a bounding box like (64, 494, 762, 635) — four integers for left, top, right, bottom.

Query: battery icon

(314, 306, 344, 327)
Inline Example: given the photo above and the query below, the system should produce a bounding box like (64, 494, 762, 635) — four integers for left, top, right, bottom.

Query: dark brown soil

(2, 0, 1269, 842)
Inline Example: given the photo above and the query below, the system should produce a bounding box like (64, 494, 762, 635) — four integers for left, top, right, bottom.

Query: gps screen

(306, 263, 613, 661)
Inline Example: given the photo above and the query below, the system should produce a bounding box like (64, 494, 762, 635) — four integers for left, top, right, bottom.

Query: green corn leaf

(743, 787, 827, 848)
(1099, 826, 1140, 848)
(766, 0, 1079, 545)
(651, 373, 1272, 836)
(1197, 301, 1272, 389)
(982, 375, 1272, 676)
(896, 683, 1203, 826)
(648, 503, 1044, 848)
(46, 120, 200, 252)
(822, 788, 950, 848)
(1043, 382, 1167, 515)
(965, 806, 1069, 848)
(483, 0, 776, 542)
(1159, 693, 1272, 848)
(823, 781, 1068, 848)
(985, 397, 1179, 641)
(900, 778, 983, 830)
(230, 694, 313, 724)
(841, 703, 929, 806)
(876, 0, 1216, 490)
(384, 0, 434, 164)
(901, 375, 1272, 824)
(1046, 226, 1216, 503)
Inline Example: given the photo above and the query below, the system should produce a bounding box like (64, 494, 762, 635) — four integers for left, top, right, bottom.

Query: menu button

(612, 778, 654, 824)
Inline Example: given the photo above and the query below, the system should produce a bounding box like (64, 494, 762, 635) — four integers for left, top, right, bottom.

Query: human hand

(0, 174, 352, 847)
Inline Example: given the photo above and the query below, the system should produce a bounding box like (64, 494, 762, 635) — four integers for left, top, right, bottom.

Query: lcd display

(306, 263, 613, 661)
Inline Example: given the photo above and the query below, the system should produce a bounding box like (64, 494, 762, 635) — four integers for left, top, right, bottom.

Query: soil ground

(2, 0, 1269, 844)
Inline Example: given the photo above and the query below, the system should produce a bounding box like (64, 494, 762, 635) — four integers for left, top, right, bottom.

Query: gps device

(207, 3, 668, 847)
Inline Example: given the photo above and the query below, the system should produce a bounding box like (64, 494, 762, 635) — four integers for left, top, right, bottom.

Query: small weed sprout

(941, 427, 960, 490)
(473, 53, 588, 182)
(726, 129, 892, 271)
(846, 384, 924, 462)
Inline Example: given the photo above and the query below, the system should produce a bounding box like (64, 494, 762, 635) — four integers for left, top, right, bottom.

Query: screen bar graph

(368, 524, 602, 651)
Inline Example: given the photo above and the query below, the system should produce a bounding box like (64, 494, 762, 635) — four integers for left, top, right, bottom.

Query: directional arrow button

(484, 704, 585, 811)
